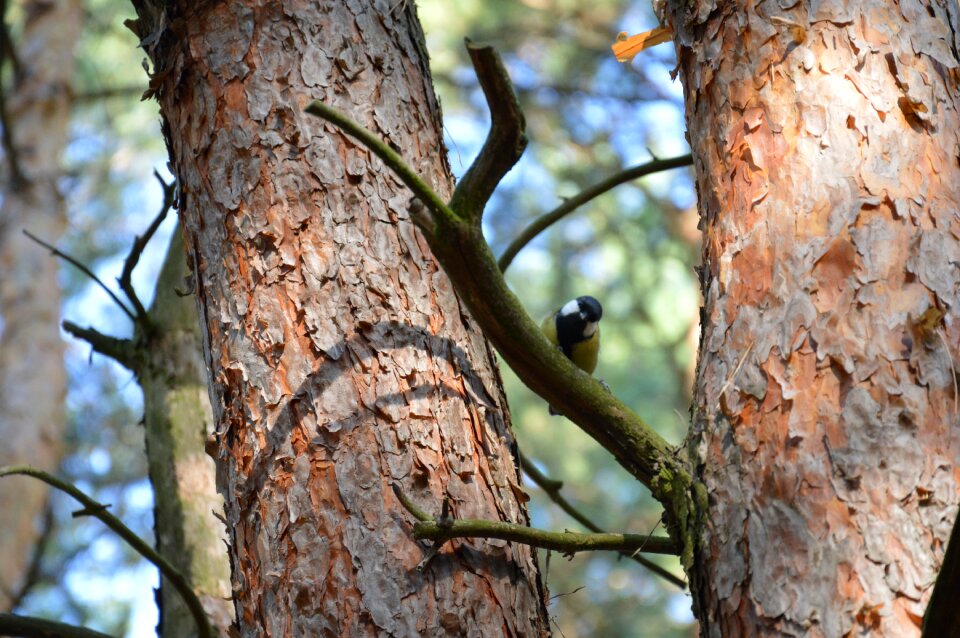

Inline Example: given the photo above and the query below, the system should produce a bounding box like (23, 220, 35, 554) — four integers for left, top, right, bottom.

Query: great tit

(540, 295, 603, 415)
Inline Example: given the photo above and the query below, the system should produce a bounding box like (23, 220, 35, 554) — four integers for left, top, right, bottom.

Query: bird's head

(557, 295, 603, 341)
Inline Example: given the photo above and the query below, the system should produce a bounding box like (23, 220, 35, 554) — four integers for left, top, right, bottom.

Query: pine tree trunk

(128, 1, 549, 635)
(662, 0, 960, 635)
(0, 0, 79, 608)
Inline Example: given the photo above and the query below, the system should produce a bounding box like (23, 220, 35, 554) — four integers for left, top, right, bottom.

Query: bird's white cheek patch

(583, 321, 598, 338)
(560, 299, 580, 317)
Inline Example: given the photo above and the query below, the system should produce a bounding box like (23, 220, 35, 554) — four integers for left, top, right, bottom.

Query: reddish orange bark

(662, 0, 960, 635)
(129, 1, 548, 634)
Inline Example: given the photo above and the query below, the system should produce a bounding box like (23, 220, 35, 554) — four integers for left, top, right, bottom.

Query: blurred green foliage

(7, 0, 700, 635)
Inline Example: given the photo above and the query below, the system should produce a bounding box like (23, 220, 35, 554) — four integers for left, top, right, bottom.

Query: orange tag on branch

(612, 26, 673, 62)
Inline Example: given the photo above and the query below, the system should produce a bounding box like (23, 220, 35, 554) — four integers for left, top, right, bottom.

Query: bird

(540, 295, 603, 415)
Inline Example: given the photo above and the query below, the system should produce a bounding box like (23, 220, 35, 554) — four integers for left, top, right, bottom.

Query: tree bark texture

(129, 1, 549, 635)
(663, 0, 960, 635)
(142, 229, 233, 637)
(0, 0, 79, 609)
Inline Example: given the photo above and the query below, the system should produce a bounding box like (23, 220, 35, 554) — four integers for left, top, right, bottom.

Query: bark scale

(662, 0, 960, 635)
(128, 1, 549, 635)
(0, 0, 79, 608)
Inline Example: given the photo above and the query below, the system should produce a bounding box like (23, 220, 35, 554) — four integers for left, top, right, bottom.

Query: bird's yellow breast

(540, 314, 599, 375)
(569, 329, 599, 374)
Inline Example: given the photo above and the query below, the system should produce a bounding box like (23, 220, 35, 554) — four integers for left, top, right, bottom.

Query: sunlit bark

(662, 0, 960, 635)
(128, 1, 549, 634)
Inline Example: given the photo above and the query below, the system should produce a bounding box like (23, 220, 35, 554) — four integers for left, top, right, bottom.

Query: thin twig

(7, 502, 55, 608)
(717, 340, 755, 405)
(394, 483, 679, 557)
(73, 84, 145, 103)
(937, 329, 958, 416)
(23, 230, 137, 322)
(0, 613, 115, 638)
(117, 171, 175, 328)
(520, 451, 686, 589)
(304, 101, 457, 228)
(497, 153, 693, 272)
(0, 466, 213, 638)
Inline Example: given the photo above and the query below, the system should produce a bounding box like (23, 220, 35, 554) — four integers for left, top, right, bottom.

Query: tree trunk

(142, 228, 233, 636)
(0, 0, 79, 608)
(128, 1, 549, 635)
(662, 0, 960, 635)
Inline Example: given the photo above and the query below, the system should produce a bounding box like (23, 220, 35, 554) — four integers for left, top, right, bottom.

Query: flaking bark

(661, 0, 960, 635)
(129, 1, 550, 635)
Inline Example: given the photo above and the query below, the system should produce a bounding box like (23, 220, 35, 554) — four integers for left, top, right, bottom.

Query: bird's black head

(555, 295, 603, 353)
(577, 296, 602, 323)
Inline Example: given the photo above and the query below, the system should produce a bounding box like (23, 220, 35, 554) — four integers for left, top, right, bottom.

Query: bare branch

(0, 613, 115, 638)
(7, 503, 54, 608)
(61, 321, 140, 372)
(519, 451, 686, 589)
(23, 230, 137, 322)
(498, 153, 693, 272)
(117, 170, 175, 330)
(0, 466, 214, 638)
(447, 40, 527, 221)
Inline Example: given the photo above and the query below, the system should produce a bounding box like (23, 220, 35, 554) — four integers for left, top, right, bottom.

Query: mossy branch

(393, 484, 679, 557)
(0, 466, 214, 638)
(306, 44, 691, 513)
(447, 40, 527, 220)
(519, 451, 686, 588)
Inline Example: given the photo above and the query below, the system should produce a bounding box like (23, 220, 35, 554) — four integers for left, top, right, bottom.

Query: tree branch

(61, 320, 140, 372)
(23, 230, 137, 322)
(394, 484, 679, 556)
(497, 153, 693, 272)
(7, 502, 55, 608)
(519, 451, 686, 589)
(304, 100, 458, 229)
(0, 613, 115, 638)
(0, 466, 214, 638)
(447, 40, 527, 221)
(117, 170, 175, 331)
